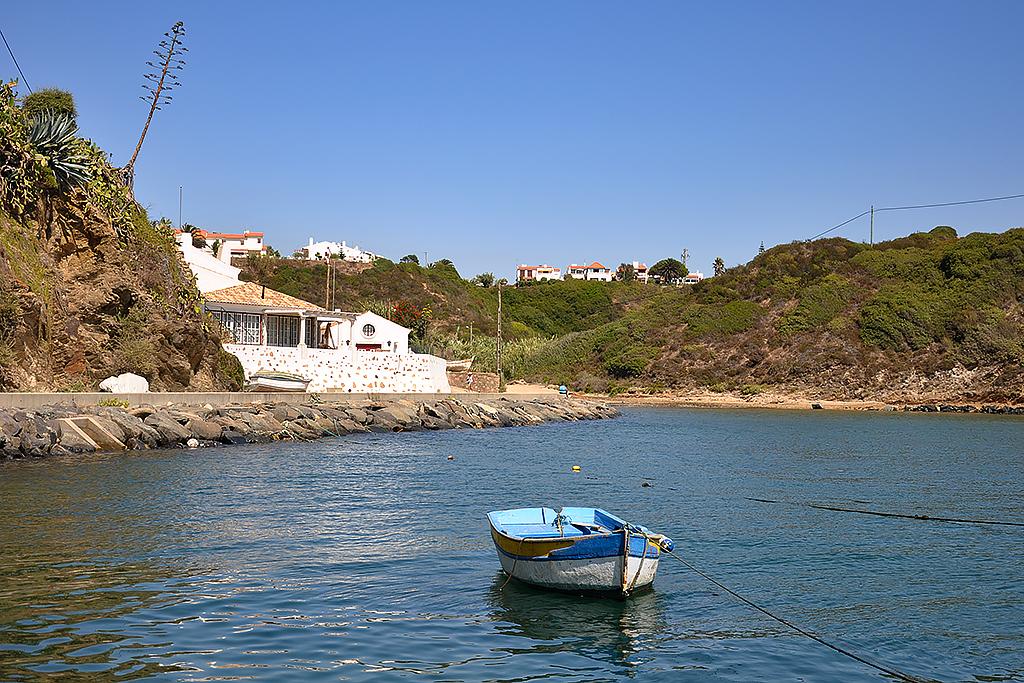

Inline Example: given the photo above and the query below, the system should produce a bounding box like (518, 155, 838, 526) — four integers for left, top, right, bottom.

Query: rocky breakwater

(0, 397, 618, 459)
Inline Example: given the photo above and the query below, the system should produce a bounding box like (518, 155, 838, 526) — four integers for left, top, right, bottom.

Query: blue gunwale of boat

(487, 507, 632, 539)
(493, 533, 660, 562)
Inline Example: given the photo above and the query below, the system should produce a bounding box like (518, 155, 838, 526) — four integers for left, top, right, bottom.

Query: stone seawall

(0, 397, 618, 460)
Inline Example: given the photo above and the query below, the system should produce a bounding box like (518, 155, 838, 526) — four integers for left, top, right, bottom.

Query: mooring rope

(659, 548, 926, 683)
(748, 497, 1024, 528)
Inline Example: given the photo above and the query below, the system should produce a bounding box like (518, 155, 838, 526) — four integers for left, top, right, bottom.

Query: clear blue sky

(5, 2, 1023, 278)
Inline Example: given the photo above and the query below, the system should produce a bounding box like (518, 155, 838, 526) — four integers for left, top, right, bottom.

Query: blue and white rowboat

(487, 507, 674, 595)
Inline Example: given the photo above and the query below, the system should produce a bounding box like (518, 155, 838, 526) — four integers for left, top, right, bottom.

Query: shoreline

(0, 396, 617, 461)
(589, 391, 1024, 414)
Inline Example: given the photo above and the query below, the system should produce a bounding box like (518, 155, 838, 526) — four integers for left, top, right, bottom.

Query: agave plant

(28, 110, 91, 189)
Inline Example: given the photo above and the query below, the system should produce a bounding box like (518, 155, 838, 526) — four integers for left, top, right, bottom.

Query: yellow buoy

(571, 465, 581, 472)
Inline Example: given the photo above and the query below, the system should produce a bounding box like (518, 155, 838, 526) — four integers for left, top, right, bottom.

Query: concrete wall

(224, 344, 451, 393)
(0, 391, 564, 409)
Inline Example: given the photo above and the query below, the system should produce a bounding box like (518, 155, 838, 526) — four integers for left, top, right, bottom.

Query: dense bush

(858, 286, 948, 351)
(683, 300, 760, 337)
(23, 88, 77, 119)
(777, 274, 852, 335)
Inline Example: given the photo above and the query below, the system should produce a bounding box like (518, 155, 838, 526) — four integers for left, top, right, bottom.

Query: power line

(807, 191, 1024, 242)
(806, 209, 872, 241)
(0, 26, 31, 93)
(876, 192, 1024, 213)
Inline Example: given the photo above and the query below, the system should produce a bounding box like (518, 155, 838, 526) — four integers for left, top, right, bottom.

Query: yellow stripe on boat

(490, 526, 577, 557)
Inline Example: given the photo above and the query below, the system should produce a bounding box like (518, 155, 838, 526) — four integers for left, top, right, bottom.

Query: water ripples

(0, 409, 1022, 681)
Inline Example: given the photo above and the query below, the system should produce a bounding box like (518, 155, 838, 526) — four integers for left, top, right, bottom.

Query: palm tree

(713, 257, 725, 277)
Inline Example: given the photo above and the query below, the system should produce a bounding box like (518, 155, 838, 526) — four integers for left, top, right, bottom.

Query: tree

(245, 252, 276, 290)
(428, 258, 460, 279)
(23, 88, 77, 120)
(266, 245, 282, 258)
(713, 257, 725, 277)
(127, 21, 187, 179)
(758, 241, 765, 254)
(472, 272, 495, 287)
(179, 223, 205, 248)
(618, 263, 635, 282)
(649, 258, 686, 283)
(400, 254, 419, 264)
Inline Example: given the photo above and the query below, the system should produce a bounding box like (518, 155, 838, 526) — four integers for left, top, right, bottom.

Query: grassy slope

(245, 257, 651, 338)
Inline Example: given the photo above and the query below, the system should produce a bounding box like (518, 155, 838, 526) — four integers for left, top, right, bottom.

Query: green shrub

(929, 225, 958, 240)
(858, 286, 949, 351)
(23, 88, 77, 119)
(98, 397, 130, 408)
(777, 274, 851, 334)
(603, 345, 656, 378)
(739, 383, 766, 396)
(215, 349, 245, 391)
(684, 300, 760, 337)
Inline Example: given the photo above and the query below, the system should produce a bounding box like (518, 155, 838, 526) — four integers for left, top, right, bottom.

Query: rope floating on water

(747, 497, 1024, 528)
(660, 549, 927, 683)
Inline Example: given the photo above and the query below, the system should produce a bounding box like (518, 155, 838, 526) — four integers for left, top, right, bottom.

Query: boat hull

(490, 523, 661, 594)
(245, 373, 311, 393)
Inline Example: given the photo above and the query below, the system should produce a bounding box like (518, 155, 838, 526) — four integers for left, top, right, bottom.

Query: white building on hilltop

(682, 271, 705, 284)
(567, 262, 614, 282)
(516, 264, 562, 283)
(203, 282, 449, 393)
(299, 238, 380, 263)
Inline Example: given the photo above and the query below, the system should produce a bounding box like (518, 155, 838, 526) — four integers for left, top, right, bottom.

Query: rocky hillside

(0, 83, 241, 391)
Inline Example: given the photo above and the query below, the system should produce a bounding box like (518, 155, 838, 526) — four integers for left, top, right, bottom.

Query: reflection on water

(0, 410, 1022, 681)
(487, 573, 670, 671)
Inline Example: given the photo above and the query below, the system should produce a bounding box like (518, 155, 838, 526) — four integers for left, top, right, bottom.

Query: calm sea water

(0, 407, 1022, 682)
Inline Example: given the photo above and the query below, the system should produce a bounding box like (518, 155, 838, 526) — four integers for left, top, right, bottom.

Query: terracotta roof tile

(204, 282, 324, 311)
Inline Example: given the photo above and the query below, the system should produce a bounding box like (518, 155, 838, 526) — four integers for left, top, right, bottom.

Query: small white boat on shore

(245, 371, 310, 393)
(487, 507, 673, 595)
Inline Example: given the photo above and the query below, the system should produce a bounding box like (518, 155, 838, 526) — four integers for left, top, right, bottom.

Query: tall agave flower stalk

(125, 21, 187, 185)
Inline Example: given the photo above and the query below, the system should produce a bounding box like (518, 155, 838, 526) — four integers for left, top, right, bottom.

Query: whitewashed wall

(224, 345, 451, 393)
(176, 234, 241, 293)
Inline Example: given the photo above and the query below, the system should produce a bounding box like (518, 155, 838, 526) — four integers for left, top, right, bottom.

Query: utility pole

(681, 248, 689, 267)
(496, 283, 503, 380)
(869, 205, 874, 246)
(178, 185, 182, 228)
(324, 256, 331, 309)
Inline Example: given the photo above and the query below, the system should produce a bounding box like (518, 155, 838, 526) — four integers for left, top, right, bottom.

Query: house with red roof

(566, 261, 613, 282)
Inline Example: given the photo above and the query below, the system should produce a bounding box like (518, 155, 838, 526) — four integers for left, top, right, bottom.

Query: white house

(203, 282, 448, 393)
(516, 264, 562, 283)
(682, 271, 705, 284)
(176, 232, 242, 293)
(567, 262, 614, 282)
(299, 238, 380, 263)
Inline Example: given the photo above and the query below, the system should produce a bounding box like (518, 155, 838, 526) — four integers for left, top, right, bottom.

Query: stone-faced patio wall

(224, 345, 451, 393)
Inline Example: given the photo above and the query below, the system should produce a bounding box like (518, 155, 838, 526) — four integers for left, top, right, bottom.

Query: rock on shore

(0, 397, 619, 460)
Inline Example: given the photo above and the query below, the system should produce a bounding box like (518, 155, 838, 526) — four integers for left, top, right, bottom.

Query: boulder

(99, 373, 150, 393)
(187, 419, 223, 441)
(143, 413, 193, 445)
